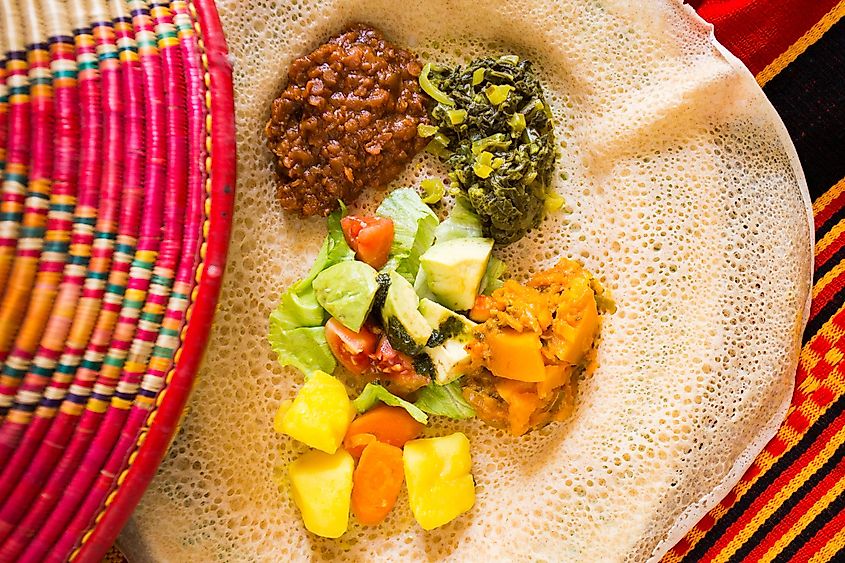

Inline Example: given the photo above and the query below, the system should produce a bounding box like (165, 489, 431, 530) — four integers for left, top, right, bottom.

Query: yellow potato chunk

(272, 399, 293, 434)
(403, 432, 475, 530)
(289, 449, 354, 538)
(278, 370, 356, 453)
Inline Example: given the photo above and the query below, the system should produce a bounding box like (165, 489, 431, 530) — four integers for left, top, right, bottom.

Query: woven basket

(0, 0, 234, 561)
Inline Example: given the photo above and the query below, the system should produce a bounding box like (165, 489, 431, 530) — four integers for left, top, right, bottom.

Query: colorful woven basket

(0, 0, 234, 561)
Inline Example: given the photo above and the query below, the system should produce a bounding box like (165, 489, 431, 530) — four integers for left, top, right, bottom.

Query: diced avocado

(420, 238, 493, 311)
(418, 299, 476, 384)
(419, 298, 476, 336)
(313, 261, 379, 332)
(381, 271, 434, 356)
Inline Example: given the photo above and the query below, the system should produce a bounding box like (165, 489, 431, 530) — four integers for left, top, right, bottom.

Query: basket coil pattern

(0, 0, 234, 561)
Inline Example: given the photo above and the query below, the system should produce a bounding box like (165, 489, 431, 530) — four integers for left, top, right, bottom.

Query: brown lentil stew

(264, 25, 430, 216)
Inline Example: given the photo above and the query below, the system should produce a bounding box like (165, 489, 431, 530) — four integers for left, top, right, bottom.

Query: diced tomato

(355, 219, 394, 269)
(369, 336, 429, 396)
(340, 216, 366, 248)
(469, 294, 495, 322)
(340, 215, 394, 270)
(325, 318, 378, 375)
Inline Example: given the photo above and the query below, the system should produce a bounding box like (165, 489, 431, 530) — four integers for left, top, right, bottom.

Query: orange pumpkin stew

(463, 259, 605, 435)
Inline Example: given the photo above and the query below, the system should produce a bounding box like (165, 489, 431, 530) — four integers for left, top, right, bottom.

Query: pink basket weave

(0, 1, 235, 561)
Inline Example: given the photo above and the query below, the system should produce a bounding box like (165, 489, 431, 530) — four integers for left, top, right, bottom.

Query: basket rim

(70, 1, 236, 560)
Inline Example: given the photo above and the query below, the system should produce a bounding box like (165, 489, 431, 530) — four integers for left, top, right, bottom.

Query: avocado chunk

(420, 237, 494, 311)
(418, 298, 476, 385)
(419, 298, 476, 335)
(313, 261, 379, 332)
(381, 271, 434, 356)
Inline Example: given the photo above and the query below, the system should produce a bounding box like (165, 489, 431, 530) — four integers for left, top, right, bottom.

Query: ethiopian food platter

(121, 1, 812, 561)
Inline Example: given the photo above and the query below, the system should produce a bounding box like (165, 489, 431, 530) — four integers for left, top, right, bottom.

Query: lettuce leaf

(268, 326, 336, 377)
(431, 196, 505, 297)
(268, 205, 354, 376)
(480, 256, 507, 295)
(269, 286, 324, 331)
(269, 239, 328, 331)
(352, 383, 429, 424)
(414, 381, 476, 419)
(325, 202, 356, 265)
(377, 188, 439, 283)
(434, 196, 483, 242)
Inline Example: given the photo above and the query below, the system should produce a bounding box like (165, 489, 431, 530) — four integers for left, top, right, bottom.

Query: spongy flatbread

(119, 0, 813, 561)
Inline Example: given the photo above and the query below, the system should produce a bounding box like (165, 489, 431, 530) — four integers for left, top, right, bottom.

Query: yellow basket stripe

(759, 468, 845, 563)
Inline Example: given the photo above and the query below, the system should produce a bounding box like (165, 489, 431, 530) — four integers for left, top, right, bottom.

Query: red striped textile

(688, 0, 841, 75)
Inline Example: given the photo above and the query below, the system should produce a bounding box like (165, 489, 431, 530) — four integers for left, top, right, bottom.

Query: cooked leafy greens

(420, 177, 446, 204)
(423, 55, 557, 245)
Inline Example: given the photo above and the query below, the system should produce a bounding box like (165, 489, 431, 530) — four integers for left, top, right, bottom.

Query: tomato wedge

(325, 318, 378, 375)
(369, 336, 429, 395)
(340, 215, 394, 270)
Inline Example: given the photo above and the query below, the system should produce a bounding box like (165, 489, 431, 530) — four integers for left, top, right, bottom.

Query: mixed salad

(269, 188, 500, 420)
(270, 186, 609, 537)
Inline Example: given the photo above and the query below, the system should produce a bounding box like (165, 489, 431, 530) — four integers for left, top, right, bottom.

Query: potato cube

(278, 371, 356, 453)
(403, 432, 475, 530)
(289, 449, 354, 538)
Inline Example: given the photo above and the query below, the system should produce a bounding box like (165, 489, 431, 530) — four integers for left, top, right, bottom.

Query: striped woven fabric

(663, 1, 845, 562)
